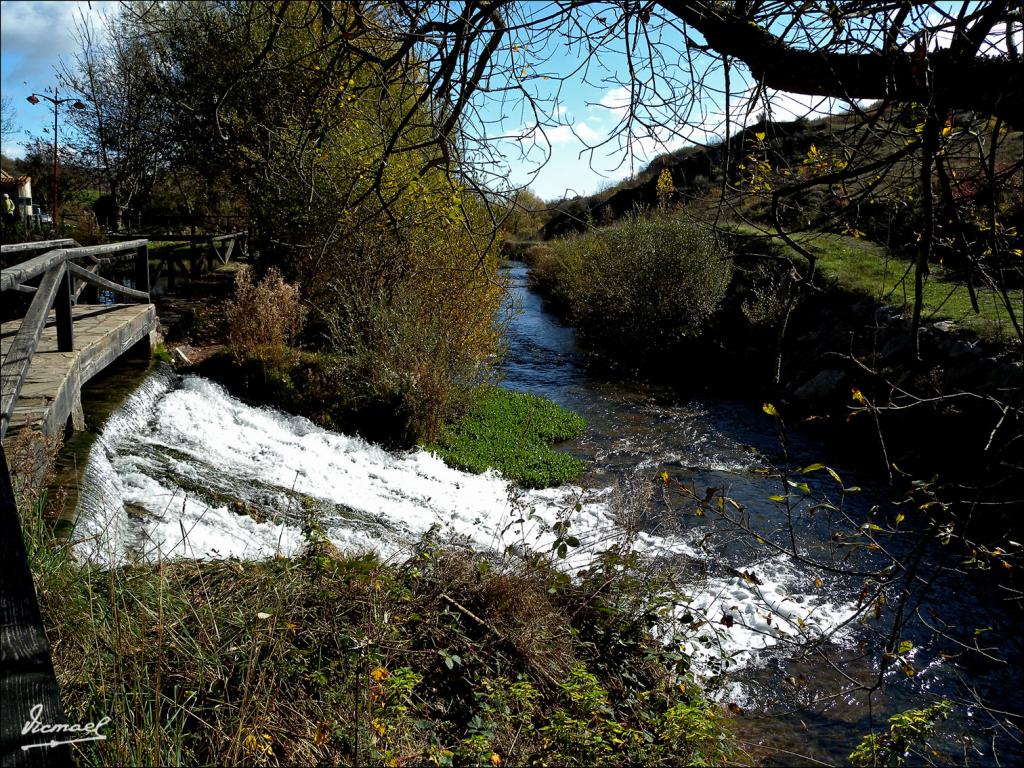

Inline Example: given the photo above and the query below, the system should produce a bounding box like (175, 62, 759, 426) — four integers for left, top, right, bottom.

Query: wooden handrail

(0, 239, 78, 255)
(1, 249, 71, 292)
(109, 231, 247, 244)
(1, 265, 68, 440)
(67, 262, 150, 302)
(211, 231, 246, 242)
(1, 240, 149, 293)
(64, 239, 148, 260)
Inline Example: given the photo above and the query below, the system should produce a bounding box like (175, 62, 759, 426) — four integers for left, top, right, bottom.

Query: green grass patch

(428, 387, 587, 488)
(152, 342, 173, 364)
(727, 224, 1020, 344)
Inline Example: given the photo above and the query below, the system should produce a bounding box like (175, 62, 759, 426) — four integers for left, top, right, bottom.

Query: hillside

(541, 106, 1023, 264)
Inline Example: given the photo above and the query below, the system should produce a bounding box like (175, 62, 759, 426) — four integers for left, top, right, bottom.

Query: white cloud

(516, 120, 603, 147)
(598, 86, 630, 116)
(572, 122, 602, 143)
(1, 1, 117, 85)
(739, 88, 869, 125)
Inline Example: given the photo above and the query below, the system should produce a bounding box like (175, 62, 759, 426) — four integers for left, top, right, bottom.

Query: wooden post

(135, 242, 150, 299)
(0, 447, 75, 767)
(55, 264, 73, 353)
(190, 223, 200, 277)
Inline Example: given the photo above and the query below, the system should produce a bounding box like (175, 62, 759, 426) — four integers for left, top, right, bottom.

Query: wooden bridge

(1, 239, 158, 443)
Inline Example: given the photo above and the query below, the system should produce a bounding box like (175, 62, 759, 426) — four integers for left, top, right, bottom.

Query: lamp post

(26, 89, 86, 231)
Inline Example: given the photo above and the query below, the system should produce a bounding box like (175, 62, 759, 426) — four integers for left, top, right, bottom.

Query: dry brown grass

(226, 265, 308, 369)
(6, 429, 64, 511)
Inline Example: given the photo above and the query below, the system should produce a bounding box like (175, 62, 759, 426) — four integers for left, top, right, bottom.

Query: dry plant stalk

(6, 429, 63, 511)
(226, 266, 308, 368)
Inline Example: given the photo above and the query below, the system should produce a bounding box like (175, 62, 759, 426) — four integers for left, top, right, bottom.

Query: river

(69, 261, 1022, 765)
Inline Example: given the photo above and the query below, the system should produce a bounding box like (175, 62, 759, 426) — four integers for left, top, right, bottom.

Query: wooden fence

(0, 239, 151, 441)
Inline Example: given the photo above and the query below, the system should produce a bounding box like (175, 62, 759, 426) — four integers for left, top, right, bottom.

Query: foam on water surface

(675, 555, 858, 684)
(75, 371, 857, 680)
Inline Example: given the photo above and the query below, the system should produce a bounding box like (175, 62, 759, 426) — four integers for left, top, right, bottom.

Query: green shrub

(545, 217, 733, 360)
(428, 387, 587, 488)
(849, 700, 953, 767)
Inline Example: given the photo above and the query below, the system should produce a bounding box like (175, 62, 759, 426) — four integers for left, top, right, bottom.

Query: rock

(172, 346, 192, 366)
(880, 332, 913, 362)
(793, 368, 847, 402)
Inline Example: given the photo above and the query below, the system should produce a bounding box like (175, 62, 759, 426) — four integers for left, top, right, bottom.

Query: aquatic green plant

(428, 387, 587, 489)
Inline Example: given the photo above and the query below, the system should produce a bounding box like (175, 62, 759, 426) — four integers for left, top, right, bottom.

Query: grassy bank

(21, 486, 733, 767)
(725, 226, 1020, 345)
(427, 387, 587, 489)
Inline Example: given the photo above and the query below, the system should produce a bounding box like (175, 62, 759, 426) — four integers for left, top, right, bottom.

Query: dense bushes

(314, 207, 504, 444)
(532, 217, 733, 361)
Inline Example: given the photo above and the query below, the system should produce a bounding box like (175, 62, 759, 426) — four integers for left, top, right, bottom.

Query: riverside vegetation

(10, 2, 1021, 765)
(200, 266, 586, 489)
(525, 214, 1021, 531)
(5, 4, 736, 764)
(13, 443, 733, 767)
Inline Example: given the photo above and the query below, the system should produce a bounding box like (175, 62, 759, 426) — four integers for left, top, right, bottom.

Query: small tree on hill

(656, 168, 675, 212)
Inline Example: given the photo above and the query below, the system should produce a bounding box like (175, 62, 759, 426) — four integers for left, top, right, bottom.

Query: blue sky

(1, 2, 118, 148)
(1, 0, 884, 201)
(0, 0, 733, 199)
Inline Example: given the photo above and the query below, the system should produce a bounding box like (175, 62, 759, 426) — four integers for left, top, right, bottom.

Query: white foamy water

(676, 556, 857, 685)
(74, 370, 857, 680)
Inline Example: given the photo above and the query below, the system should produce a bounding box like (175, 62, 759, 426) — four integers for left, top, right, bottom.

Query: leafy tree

(79, 1, 506, 441)
(501, 187, 547, 239)
(60, 12, 167, 230)
(16, 137, 92, 213)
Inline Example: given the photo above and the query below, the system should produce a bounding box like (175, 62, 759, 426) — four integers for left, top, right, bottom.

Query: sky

(5, 1, 1000, 201)
(1, 1, 119, 152)
(0, 0, 836, 200)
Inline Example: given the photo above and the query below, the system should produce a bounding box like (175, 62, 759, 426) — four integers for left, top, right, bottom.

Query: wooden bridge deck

(1, 303, 156, 439)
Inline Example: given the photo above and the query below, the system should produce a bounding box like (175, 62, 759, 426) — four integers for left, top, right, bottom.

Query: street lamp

(26, 89, 86, 231)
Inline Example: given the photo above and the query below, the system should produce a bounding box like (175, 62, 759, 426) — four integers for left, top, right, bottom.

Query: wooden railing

(109, 231, 247, 288)
(0, 239, 150, 441)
